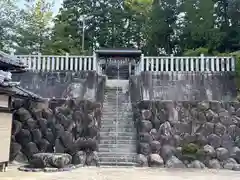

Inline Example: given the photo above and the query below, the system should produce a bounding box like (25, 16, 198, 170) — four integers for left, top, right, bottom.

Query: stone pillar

(129, 60, 131, 77)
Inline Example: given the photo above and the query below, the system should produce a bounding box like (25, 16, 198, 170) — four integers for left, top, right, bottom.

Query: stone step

(103, 101, 131, 103)
(102, 109, 133, 114)
(99, 130, 135, 134)
(103, 105, 132, 107)
(102, 106, 132, 109)
(98, 144, 136, 149)
(101, 119, 133, 122)
(104, 95, 126, 98)
(100, 124, 133, 128)
(101, 120, 134, 124)
(98, 154, 136, 160)
(100, 132, 136, 136)
(104, 98, 129, 100)
(102, 107, 131, 109)
(99, 139, 136, 144)
(102, 112, 133, 114)
(104, 106, 131, 108)
(102, 108, 131, 111)
(104, 98, 128, 101)
(105, 91, 126, 93)
(102, 111, 132, 113)
(102, 115, 132, 117)
(99, 162, 137, 167)
(98, 157, 136, 163)
(98, 145, 136, 151)
(102, 116, 133, 119)
(100, 127, 135, 133)
(98, 148, 136, 153)
(98, 152, 136, 156)
(104, 93, 123, 96)
(101, 121, 134, 125)
(103, 99, 130, 102)
(100, 127, 135, 131)
(99, 136, 136, 141)
(101, 116, 132, 119)
(100, 123, 134, 128)
(104, 96, 129, 98)
(100, 122, 134, 126)
(104, 98, 127, 101)
(100, 135, 136, 141)
(98, 154, 136, 161)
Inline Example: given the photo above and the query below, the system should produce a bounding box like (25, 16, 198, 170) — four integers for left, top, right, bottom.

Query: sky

(52, 0, 63, 15)
(17, 0, 63, 15)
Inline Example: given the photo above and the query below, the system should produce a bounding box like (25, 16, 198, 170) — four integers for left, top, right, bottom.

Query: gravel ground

(1, 166, 240, 180)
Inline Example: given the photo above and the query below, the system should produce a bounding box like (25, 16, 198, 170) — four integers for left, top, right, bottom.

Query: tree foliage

(0, 0, 20, 52)
(0, 0, 240, 56)
(15, 0, 54, 54)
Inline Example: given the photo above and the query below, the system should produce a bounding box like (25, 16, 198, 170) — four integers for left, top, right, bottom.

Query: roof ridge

(0, 50, 26, 68)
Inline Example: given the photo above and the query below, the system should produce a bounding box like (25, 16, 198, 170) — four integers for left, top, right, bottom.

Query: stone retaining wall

(12, 71, 105, 101)
(10, 98, 102, 167)
(130, 72, 237, 102)
(133, 100, 240, 170)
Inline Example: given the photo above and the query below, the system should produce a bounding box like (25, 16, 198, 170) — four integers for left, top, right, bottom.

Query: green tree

(0, 0, 20, 52)
(215, 0, 240, 52)
(42, 0, 240, 56)
(48, 0, 153, 54)
(15, 0, 54, 54)
(179, 0, 223, 54)
(143, 0, 179, 55)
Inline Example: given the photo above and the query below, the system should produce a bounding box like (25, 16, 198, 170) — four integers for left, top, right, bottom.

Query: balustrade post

(216, 57, 220, 71)
(141, 54, 144, 72)
(170, 54, 174, 71)
(93, 52, 97, 72)
(65, 53, 69, 70)
(231, 56, 236, 71)
(200, 53, 205, 71)
(37, 52, 42, 71)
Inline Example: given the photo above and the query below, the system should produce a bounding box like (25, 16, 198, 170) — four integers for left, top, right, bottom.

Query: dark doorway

(106, 63, 129, 80)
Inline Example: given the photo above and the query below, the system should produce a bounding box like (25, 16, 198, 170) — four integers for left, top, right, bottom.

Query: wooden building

(0, 51, 42, 172)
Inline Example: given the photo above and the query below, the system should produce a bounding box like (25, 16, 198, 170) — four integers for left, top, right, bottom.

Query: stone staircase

(98, 82, 137, 166)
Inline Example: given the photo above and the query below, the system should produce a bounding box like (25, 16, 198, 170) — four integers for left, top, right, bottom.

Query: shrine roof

(95, 48, 142, 58)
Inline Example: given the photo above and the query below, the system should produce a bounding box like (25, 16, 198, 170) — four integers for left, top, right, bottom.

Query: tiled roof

(0, 70, 42, 100)
(0, 51, 26, 68)
(0, 70, 12, 84)
(11, 86, 42, 99)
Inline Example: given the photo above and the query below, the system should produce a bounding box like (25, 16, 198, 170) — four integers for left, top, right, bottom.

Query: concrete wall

(133, 100, 240, 170)
(12, 71, 105, 102)
(130, 72, 237, 102)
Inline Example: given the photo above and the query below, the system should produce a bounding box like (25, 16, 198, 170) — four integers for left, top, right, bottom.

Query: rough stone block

(148, 154, 164, 167)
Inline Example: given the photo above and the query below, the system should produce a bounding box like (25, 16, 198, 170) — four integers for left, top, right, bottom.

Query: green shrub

(182, 143, 199, 154)
(183, 47, 209, 56)
(181, 143, 202, 161)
